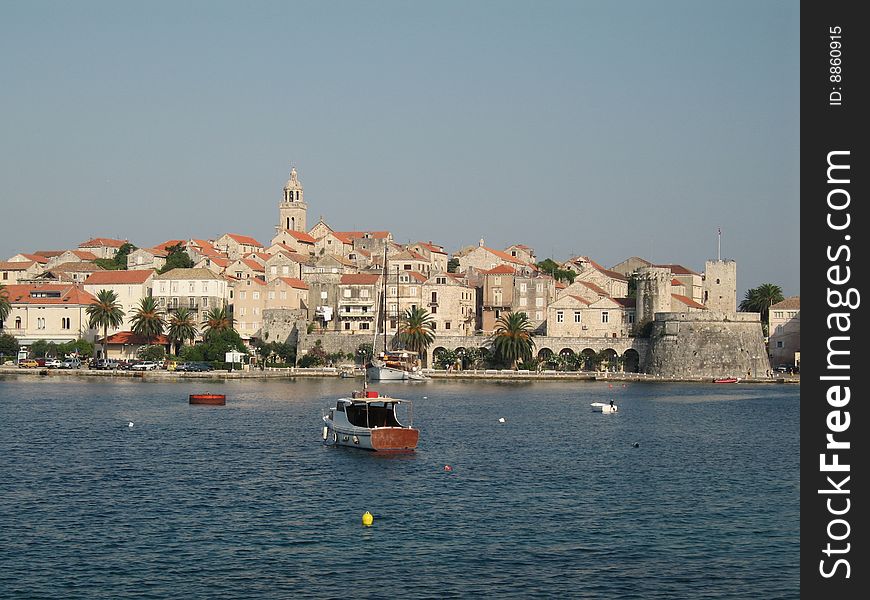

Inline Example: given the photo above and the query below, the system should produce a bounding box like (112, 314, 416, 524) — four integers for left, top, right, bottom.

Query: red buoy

(189, 393, 226, 405)
(444, 465, 453, 472)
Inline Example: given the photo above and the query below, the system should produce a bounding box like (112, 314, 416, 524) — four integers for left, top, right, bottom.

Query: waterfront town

(0, 167, 800, 378)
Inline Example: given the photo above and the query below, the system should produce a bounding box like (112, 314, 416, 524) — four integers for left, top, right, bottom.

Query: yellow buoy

(362, 511, 374, 527)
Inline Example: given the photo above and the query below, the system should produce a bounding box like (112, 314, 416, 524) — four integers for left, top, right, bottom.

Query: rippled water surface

(0, 376, 799, 599)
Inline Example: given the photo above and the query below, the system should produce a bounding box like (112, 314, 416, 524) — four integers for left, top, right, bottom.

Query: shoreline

(0, 365, 800, 385)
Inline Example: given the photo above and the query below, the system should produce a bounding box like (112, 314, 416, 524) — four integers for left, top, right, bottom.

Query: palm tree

(0, 283, 11, 324)
(398, 306, 435, 356)
(203, 306, 232, 340)
(131, 296, 165, 346)
(167, 306, 198, 355)
(86, 289, 125, 360)
(739, 283, 784, 334)
(490, 311, 536, 370)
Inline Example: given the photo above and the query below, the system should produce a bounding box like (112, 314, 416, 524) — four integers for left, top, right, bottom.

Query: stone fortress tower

(702, 259, 737, 313)
(635, 266, 672, 329)
(277, 166, 307, 234)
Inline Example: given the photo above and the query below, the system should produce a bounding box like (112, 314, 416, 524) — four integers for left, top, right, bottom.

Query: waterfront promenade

(0, 364, 800, 384)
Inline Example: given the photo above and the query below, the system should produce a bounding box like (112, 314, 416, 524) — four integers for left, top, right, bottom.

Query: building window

(493, 276, 501, 286)
(601, 311, 609, 323)
(520, 283, 527, 292)
(344, 322, 351, 330)
(776, 341, 784, 348)
(431, 306, 437, 314)
(343, 289, 351, 298)
(431, 291, 437, 303)
(202, 297, 208, 308)
(61, 317, 71, 329)
(519, 297, 527, 306)
(410, 287, 418, 296)
(574, 312, 581, 323)
(389, 287, 397, 296)
(360, 322, 370, 330)
(189, 282, 195, 293)
(270, 266, 277, 275)
(280, 291, 287, 300)
(556, 311, 564, 323)
(158, 297, 166, 306)
(240, 308, 246, 316)
(628, 313, 635, 324)
(361, 289, 369, 298)
(37, 317, 46, 329)
(189, 297, 196, 308)
(268, 291, 275, 300)
(240, 291, 246, 300)
(445, 321, 451, 330)
(536, 298, 543, 307)
(252, 292, 259, 300)
(536, 283, 543, 293)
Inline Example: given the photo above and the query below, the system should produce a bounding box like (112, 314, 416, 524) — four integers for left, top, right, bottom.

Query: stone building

(0, 283, 97, 348)
(702, 259, 737, 313)
(479, 265, 555, 333)
(407, 242, 449, 273)
(768, 296, 800, 368)
(277, 166, 307, 234)
(0, 260, 44, 284)
(151, 268, 229, 326)
(562, 256, 629, 298)
(421, 273, 477, 336)
(82, 270, 156, 334)
(547, 294, 636, 338)
(336, 273, 381, 334)
(77, 237, 128, 259)
(213, 233, 265, 261)
(455, 240, 530, 274)
(127, 247, 168, 271)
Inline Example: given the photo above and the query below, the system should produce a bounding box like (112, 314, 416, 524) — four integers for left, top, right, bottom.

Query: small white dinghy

(591, 402, 618, 413)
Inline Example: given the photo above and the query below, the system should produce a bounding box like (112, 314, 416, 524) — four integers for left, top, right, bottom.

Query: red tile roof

(576, 280, 609, 297)
(483, 246, 527, 265)
(484, 264, 517, 275)
(3, 284, 97, 305)
(612, 297, 636, 308)
(225, 233, 264, 247)
(17, 254, 50, 264)
(34, 251, 65, 258)
(340, 273, 381, 285)
(568, 294, 592, 306)
(671, 279, 682, 286)
(657, 264, 699, 276)
(0, 261, 37, 270)
(586, 259, 628, 281)
(79, 237, 127, 248)
(407, 271, 427, 283)
(84, 270, 155, 285)
(414, 241, 447, 254)
(71, 250, 99, 261)
(277, 277, 309, 290)
(770, 296, 800, 310)
(672, 294, 706, 309)
(281, 230, 317, 244)
(154, 240, 186, 251)
(103, 332, 170, 345)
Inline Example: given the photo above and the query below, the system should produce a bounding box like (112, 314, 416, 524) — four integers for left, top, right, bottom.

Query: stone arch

(623, 349, 641, 373)
(432, 346, 449, 369)
(580, 348, 597, 371)
(600, 348, 619, 372)
(537, 347, 554, 359)
(559, 347, 575, 357)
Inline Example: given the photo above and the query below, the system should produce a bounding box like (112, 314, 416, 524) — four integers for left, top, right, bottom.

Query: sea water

(0, 377, 798, 599)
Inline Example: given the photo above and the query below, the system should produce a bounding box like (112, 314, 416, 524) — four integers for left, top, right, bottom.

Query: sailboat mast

(383, 245, 388, 352)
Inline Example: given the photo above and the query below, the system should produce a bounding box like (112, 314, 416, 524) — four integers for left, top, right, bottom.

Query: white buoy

(498, 417, 506, 423)
(127, 422, 134, 428)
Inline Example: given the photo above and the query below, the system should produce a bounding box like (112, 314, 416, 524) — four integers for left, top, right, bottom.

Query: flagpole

(717, 227, 721, 260)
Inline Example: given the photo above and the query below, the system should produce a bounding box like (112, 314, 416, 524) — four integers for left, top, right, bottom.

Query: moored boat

(322, 389, 419, 451)
(713, 377, 740, 384)
(190, 393, 226, 405)
(367, 350, 429, 381)
(590, 401, 618, 413)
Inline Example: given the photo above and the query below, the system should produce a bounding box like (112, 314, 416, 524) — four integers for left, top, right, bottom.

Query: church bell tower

(277, 166, 307, 233)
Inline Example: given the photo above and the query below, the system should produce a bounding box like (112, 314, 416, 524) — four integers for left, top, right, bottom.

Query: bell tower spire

(278, 164, 308, 233)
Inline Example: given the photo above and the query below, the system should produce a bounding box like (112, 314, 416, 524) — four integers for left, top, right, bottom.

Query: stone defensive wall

(644, 311, 770, 378)
(297, 332, 650, 370)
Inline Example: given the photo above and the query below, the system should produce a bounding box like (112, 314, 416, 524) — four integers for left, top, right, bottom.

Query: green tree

(298, 344, 328, 367)
(179, 344, 206, 362)
(93, 242, 136, 270)
(489, 311, 536, 369)
(535, 258, 575, 283)
(137, 345, 166, 361)
(203, 306, 231, 340)
(57, 338, 94, 359)
(86, 289, 125, 359)
(739, 283, 785, 334)
(398, 306, 435, 356)
(157, 243, 194, 274)
(0, 283, 10, 324)
(200, 328, 246, 363)
(131, 296, 165, 346)
(447, 258, 460, 273)
(167, 306, 198, 355)
(356, 342, 373, 365)
(0, 333, 19, 363)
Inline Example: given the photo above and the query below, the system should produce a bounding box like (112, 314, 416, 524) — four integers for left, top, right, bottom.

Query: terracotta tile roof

(34, 250, 65, 258)
(50, 262, 105, 273)
(586, 259, 628, 281)
(153, 268, 223, 281)
(414, 241, 447, 254)
(241, 259, 265, 272)
(483, 246, 527, 265)
(277, 277, 309, 290)
(671, 279, 683, 286)
(17, 254, 50, 264)
(225, 233, 264, 247)
(103, 331, 170, 345)
(770, 296, 800, 310)
(407, 271, 428, 283)
(672, 294, 706, 309)
(576, 280, 609, 297)
(391, 249, 427, 262)
(154, 240, 186, 251)
(484, 264, 517, 275)
(281, 230, 317, 244)
(71, 250, 99, 261)
(340, 273, 381, 285)
(568, 294, 592, 306)
(555, 281, 566, 289)
(657, 264, 699, 276)
(190, 239, 215, 250)
(330, 232, 355, 245)
(0, 261, 37, 270)
(84, 270, 154, 285)
(334, 231, 391, 240)
(3, 284, 97, 305)
(204, 256, 230, 267)
(79, 237, 127, 248)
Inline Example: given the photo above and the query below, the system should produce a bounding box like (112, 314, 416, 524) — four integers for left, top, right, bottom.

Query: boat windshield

(346, 402, 401, 428)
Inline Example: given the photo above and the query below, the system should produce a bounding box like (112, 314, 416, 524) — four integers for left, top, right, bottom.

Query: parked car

(45, 358, 63, 369)
(60, 358, 82, 369)
(90, 359, 120, 370)
(18, 359, 39, 368)
(130, 361, 160, 371)
(191, 362, 214, 372)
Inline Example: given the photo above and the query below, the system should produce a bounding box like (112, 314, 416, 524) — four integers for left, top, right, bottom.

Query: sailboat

(365, 247, 429, 381)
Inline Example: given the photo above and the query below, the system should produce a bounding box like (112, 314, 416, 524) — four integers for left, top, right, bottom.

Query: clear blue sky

(0, 0, 799, 297)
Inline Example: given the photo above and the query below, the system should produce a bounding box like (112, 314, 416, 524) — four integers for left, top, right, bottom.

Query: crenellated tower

(636, 267, 672, 329)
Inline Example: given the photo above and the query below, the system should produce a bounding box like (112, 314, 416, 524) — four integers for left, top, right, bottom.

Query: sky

(0, 0, 800, 297)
